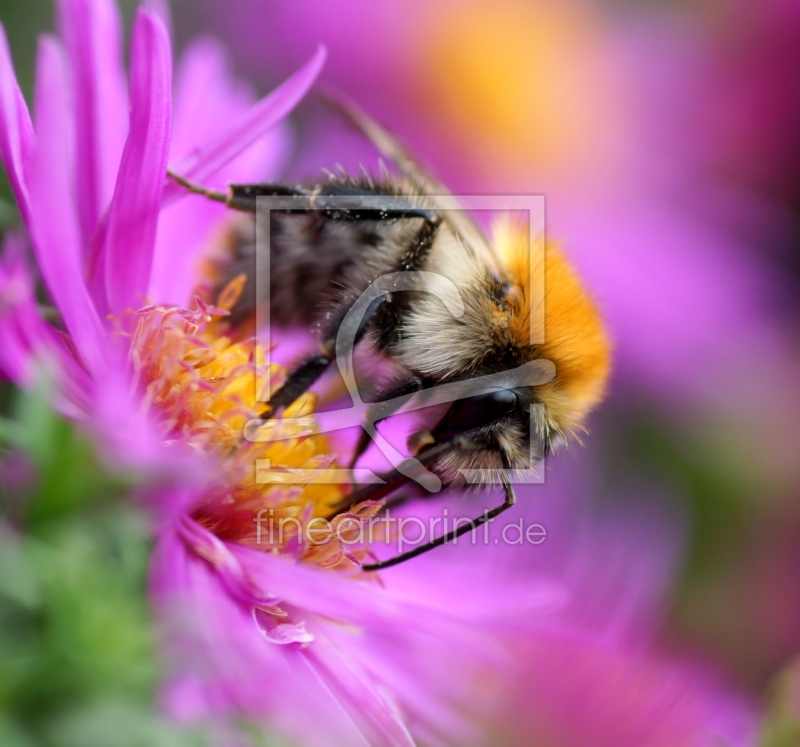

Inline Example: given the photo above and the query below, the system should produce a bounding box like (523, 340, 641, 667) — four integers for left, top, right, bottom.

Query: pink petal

(161, 45, 326, 205)
(0, 234, 92, 413)
(253, 607, 314, 645)
(171, 38, 249, 163)
(305, 644, 416, 747)
(178, 517, 283, 608)
(0, 24, 35, 226)
(231, 542, 561, 628)
(143, 0, 173, 37)
(229, 544, 511, 744)
(56, 0, 128, 250)
(90, 363, 216, 499)
(29, 36, 106, 374)
(103, 9, 172, 314)
(151, 527, 380, 744)
(149, 37, 290, 304)
(500, 632, 758, 747)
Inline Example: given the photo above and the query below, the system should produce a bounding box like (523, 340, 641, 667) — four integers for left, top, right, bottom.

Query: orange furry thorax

(495, 219, 611, 438)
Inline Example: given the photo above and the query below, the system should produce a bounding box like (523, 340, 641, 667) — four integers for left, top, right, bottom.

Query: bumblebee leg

(379, 492, 411, 513)
(167, 172, 312, 212)
(332, 441, 454, 513)
(229, 183, 440, 223)
(166, 170, 229, 203)
(361, 476, 517, 572)
(265, 352, 335, 414)
(264, 294, 386, 416)
(348, 375, 426, 470)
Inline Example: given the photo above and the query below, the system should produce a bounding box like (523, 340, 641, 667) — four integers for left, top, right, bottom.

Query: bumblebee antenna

(166, 169, 229, 204)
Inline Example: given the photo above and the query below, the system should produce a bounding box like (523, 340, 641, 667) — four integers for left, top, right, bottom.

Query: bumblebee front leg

(361, 477, 517, 572)
(265, 294, 387, 416)
(333, 441, 455, 513)
(348, 375, 428, 470)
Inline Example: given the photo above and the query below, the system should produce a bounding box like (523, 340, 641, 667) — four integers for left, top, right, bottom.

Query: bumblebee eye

(447, 389, 517, 430)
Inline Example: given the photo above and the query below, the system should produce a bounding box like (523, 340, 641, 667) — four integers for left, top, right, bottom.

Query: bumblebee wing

(325, 92, 502, 273)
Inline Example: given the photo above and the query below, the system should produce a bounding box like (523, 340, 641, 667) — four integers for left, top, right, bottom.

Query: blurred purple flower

(0, 1, 760, 745)
(699, 0, 800, 215)
(499, 633, 756, 747)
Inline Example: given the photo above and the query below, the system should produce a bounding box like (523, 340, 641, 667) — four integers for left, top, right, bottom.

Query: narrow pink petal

(143, 0, 173, 38)
(91, 361, 214, 491)
(56, 0, 128, 251)
(170, 39, 247, 162)
(253, 608, 314, 645)
(29, 36, 106, 374)
(150, 526, 379, 744)
(149, 38, 239, 305)
(103, 9, 172, 313)
(0, 234, 92, 411)
(232, 542, 560, 627)
(305, 645, 416, 747)
(0, 236, 54, 384)
(148, 128, 290, 306)
(161, 45, 326, 204)
(0, 24, 35, 226)
(149, 37, 290, 304)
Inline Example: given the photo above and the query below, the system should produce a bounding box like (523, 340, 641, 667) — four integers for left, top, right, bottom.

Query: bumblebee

(170, 98, 610, 570)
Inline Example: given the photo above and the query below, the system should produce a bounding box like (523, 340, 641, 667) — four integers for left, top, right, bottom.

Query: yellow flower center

(126, 276, 378, 573)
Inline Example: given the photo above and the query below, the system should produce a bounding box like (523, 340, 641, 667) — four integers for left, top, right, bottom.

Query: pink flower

(0, 0, 322, 396)
(147, 472, 760, 746)
(0, 1, 759, 745)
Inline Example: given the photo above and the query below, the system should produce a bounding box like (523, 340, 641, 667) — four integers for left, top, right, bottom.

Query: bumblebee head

(409, 218, 610, 478)
(497, 218, 611, 447)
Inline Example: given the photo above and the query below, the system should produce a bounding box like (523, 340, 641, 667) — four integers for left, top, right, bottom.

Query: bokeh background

(1, 0, 800, 743)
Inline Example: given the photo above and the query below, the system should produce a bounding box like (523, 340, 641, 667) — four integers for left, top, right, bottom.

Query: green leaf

(0, 378, 132, 527)
(0, 383, 271, 746)
(0, 712, 36, 747)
